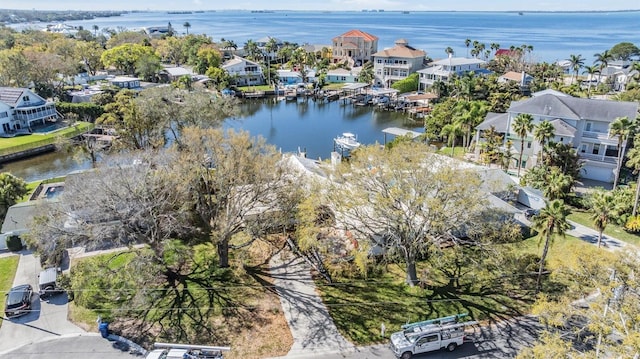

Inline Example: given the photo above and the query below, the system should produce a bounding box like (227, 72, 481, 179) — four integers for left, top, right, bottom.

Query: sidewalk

(567, 220, 627, 251)
(269, 251, 355, 358)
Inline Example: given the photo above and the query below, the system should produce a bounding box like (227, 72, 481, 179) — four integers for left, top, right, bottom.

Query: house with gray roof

(417, 57, 490, 90)
(474, 91, 639, 182)
(0, 87, 58, 135)
(222, 56, 265, 86)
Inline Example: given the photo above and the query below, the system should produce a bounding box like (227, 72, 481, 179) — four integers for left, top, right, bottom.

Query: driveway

(0, 251, 85, 352)
(1, 333, 134, 359)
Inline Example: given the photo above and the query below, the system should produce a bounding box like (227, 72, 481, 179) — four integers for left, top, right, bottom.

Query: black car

(4, 284, 33, 318)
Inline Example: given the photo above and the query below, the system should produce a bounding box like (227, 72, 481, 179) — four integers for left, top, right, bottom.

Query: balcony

(582, 130, 618, 144)
(580, 153, 618, 164)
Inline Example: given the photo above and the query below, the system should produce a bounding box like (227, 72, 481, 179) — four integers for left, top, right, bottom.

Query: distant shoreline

(4, 8, 640, 26)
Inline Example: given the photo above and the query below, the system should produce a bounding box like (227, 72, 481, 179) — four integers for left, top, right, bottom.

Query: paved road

(0, 334, 134, 359)
(311, 316, 543, 359)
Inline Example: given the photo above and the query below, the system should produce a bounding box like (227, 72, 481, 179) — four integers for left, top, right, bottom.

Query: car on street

(4, 284, 33, 318)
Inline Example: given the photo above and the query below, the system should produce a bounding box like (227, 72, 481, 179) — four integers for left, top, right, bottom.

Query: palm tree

(626, 134, 640, 216)
(543, 167, 573, 201)
(464, 38, 471, 57)
(265, 37, 278, 63)
(243, 39, 260, 61)
(513, 113, 534, 177)
(593, 50, 613, 87)
(533, 199, 570, 293)
(533, 120, 555, 162)
(183, 22, 191, 35)
(609, 116, 634, 188)
(445, 47, 454, 57)
(588, 189, 616, 248)
(582, 65, 599, 97)
(92, 24, 99, 37)
(567, 54, 585, 85)
(440, 122, 463, 157)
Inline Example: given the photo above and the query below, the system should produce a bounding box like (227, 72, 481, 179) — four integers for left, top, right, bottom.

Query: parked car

(38, 267, 64, 299)
(4, 284, 33, 318)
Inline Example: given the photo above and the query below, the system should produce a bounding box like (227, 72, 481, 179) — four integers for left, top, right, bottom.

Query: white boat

(334, 132, 361, 151)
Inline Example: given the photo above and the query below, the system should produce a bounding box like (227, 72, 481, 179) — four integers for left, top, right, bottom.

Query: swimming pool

(32, 124, 65, 133)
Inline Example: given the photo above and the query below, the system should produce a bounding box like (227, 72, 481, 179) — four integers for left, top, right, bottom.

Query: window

(22, 96, 30, 102)
(585, 122, 592, 132)
(581, 144, 587, 153)
(560, 137, 564, 142)
(527, 142, 532, 149)
(593, 144, 600, 155)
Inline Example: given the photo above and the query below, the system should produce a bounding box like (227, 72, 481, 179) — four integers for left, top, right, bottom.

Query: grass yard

(568, 209, 640, 247)
(0, 122, 93, 156)
(437, 146, 467, 158)
(0, 255, 20, 329)
(236, 85, 275, 92)
(318, 234, 603, 345)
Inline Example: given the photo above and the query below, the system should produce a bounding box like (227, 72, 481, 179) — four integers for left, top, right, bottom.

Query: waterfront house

(143, 26, 170, 39)
(0, 87, 58, 135)
(417, 57, 488, 90)
(222, 56, 265, 86)
(325, 68, 362, 83)
(474, 90, 639, 183)
(332, 29, 379, 66)
(371, 39, 426, 88)
(277, 70, 303, 85)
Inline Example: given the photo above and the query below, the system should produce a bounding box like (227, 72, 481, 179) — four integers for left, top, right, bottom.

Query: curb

(107, 333, 148, 356)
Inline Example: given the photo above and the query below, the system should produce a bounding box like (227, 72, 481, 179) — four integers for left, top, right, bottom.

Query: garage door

(582, 164, 614, 183)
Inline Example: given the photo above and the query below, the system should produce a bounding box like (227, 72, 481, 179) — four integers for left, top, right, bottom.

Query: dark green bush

(6, 235, 23, 251)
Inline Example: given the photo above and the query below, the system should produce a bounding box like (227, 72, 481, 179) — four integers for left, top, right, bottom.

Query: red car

(4, 284, 33, 318)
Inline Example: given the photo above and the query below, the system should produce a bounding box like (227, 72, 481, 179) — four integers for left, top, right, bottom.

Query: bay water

(25, 10, 640, 63)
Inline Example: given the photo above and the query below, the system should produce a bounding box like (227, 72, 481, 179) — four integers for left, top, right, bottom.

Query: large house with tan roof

(474, 90, 639, 183)
(0, 87, 58, 135)
(332, 29, 378, 66)
(372, 39, 426, 88)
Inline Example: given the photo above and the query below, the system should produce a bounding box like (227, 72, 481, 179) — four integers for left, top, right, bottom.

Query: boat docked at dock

(334, 132, 361, 151)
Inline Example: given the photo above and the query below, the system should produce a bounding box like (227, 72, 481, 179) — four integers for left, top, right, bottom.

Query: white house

(372, 39, 426, 88)
(474, 91, 639, 183)
(107, 76, 141, 89)
(0, 87, 58, 135)
(595, 60, 639, 92)
(417, 57, 488, 90)
(222, 56, 265, 86)
(325, 68, 361, 84)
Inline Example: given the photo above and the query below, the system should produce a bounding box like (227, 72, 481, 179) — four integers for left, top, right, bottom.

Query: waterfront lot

(0, 122, 93, 156)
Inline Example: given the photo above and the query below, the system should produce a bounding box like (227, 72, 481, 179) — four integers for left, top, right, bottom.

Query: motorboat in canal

(334, 132, 361, 151)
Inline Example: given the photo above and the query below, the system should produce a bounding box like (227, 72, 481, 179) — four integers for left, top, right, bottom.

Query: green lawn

(237, 85, 276, 92)
(567, 209, 640, 247)
(0, 255, 20, 328)
(437, 146, 467, 158)
(0, 122, 93, 156)
(318, 234, 601, 345)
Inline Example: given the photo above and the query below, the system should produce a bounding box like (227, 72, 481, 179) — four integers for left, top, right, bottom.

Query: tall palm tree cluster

(564, 50, 614, 95)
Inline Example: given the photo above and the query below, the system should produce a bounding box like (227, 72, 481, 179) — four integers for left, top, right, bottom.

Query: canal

(3, 98, 423, 182)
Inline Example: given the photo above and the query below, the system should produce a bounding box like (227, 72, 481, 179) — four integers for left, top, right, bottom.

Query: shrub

(6, 235, 23, 251)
